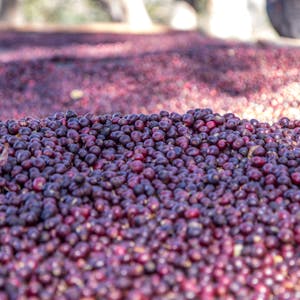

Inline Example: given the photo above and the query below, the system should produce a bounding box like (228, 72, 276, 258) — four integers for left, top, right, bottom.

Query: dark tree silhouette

(267, 0, 300, 38)
(0, 0, 19, 23)
(96, 0, 152, 28)
(96, 0, 125, 22)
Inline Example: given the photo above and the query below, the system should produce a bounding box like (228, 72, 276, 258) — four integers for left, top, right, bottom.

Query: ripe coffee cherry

(130, 160, 144, 173)
(291, 172, 300, 185)
(32, 177, 46, 191)
(1, 27, 300, 299)
(0, 109, 300, 299)
(153, 130, 165, 142)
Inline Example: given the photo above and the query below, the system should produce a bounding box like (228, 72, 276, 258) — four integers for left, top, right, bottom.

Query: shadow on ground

(0, 30, 300, 121)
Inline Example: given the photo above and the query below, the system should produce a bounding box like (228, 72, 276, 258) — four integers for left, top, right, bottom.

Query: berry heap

(0, 109, 300, 299)
(0, 31, 300, 122)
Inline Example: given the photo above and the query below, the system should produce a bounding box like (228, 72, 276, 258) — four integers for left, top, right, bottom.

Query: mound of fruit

(0, 109, 300, 299)
(0, 31, 300, 122)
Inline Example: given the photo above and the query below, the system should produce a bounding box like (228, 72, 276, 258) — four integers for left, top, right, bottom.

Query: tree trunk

(97, 0, 125, 22)
(121, 0, 152, 28)
(248, 0, 276, 39)
(207, 0, 253, 40)
(185, 0, 198, 10)
(267, 0, 300, 38)
(170, 1, 198, 30)
(97, 0, 152, 29)
(0, 0, 19, 24)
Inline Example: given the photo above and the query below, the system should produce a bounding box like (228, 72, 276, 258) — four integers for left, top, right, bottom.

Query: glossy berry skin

(0, 109, 300, 299)
(291, 172, 300, 184)
(1, 28, 300, 299)
(32, 177, 46, 191)
(130, 160, 144, 173)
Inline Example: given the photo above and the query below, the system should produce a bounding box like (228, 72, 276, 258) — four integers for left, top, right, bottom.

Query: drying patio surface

(0, 29, 300, 122)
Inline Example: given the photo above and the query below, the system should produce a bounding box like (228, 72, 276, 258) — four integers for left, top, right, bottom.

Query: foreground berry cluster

(0, 109, 300, 299)
(1, 31, 300, 122)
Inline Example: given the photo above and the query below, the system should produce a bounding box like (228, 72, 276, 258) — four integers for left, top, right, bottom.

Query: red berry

(32, 177, 46, 191)
(291, 172, 300, 184)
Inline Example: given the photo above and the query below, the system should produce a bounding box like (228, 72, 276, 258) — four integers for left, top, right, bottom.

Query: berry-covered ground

(1, 30, 300, 300)
(0, 30, 300, 122)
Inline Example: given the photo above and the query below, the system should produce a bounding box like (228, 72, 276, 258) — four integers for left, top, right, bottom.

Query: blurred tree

(207, 0, 253, 39)
(23, 0, 109, 24)
(0, 0, 274, 39)
(0, 0, 207, 28)
(96, 0, 124, 22)
(267, 0, 300, 38)
(205, 0, 275, 40)
(170, 1, 198, 29)
(185, 0, 200, 10)
(122, 0, 152, 28)
(96, 0, 152, 28)
(0, 0, 21, 24)
(96, 0, 205, 29)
